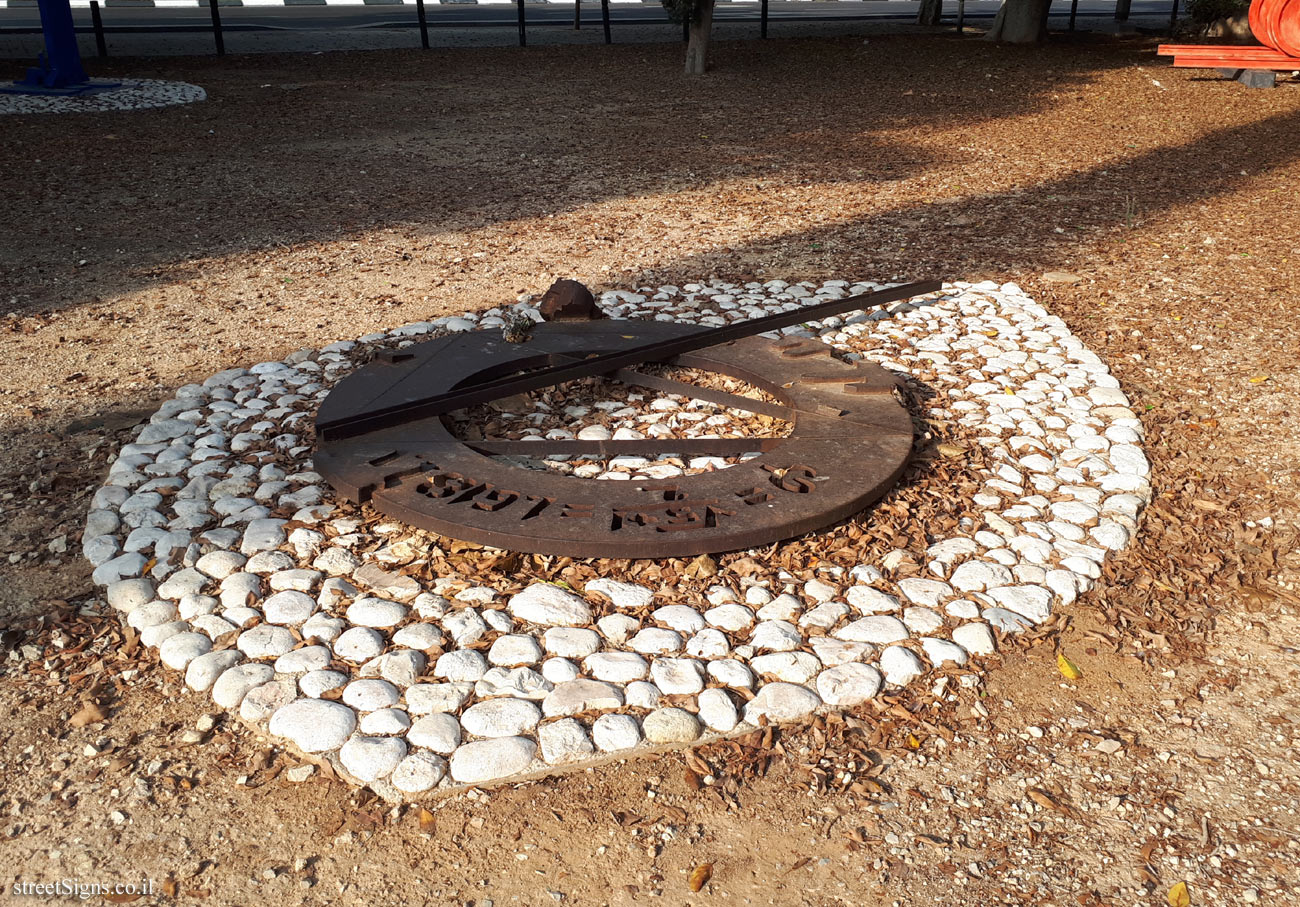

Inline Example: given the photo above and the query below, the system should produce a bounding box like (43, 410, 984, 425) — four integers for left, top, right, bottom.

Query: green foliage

(661, 0, 698, 25)
(1185, 0, 1249, 25)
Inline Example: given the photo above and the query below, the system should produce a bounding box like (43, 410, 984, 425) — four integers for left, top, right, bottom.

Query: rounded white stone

(986, 585, 1052, 624)
(268, 698, 356, 752)
(583, 651, 649, 683)
(585, 578, 654, 609)
(538, 718, 595, 764)
(360, 708, 411, 735)
(749, 651, 821, 683)
(901, 607, 944, 635)
(743, 682, 821, 724)
(449, 737, 537, 784)
(541, 679, 624, 717)
(299, 669, 348, 698)
(641, 707, 701, 744)
(542, 627, 601, 659)
(627, 627, 684, 655)
(488, 634, 545, 667)
(596, 613, 640, 644)
(275, 645, 331, 674)
(704, 604, 754, 631)
(707, 659, 756, 689)
(433, 649, 489, 682)
(392, 623, 444, 650)
(390, 752, 447, 792)
(592, 713, 643, 751)
(241, 680, 297, 722)
(653, 605, 705, 634)
(461, 698, 542, 737)
(750, 620, 802, 652)
(333, 627, 386, 663)
(879, 645, 925, 686)
(541, 657, 580, 684)
(845, 586, 902, 614)
(650, 657, 705, 695)
(159, 632, 212, 670)
(919, 637, 969, 667)
(343, 679, 401, 711)
(896, 578, 953, 607)
(262, 590, 316, 625)
(756, 593, 802, 621)
(834, 615, 908, 644)
(405, 683, 472, 714)
(212, 662, 276, 708)
(237, 624, 296, 659)
(346, 597, 408, 628)
(507, 583, 592, 626)
(340, 736, 406, 782)
(407, 713, 462, 753)
(816, 663, 883, 706)
(948, 561, 1013, 593)
(951, 622, 996, 655)
(184, 649, 243, 692)
(697, 688, 739, 732)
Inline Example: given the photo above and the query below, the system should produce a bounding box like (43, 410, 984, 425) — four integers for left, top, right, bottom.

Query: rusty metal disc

(314, 321, 913, 558)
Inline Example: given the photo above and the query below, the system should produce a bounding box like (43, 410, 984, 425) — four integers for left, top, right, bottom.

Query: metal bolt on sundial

(313, 279, 941, 557)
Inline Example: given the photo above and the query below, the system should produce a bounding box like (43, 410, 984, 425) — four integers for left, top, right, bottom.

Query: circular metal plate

(314, 322, 913, 558)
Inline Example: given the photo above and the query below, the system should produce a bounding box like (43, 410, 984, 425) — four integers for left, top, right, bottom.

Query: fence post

(1114, 0, 1131, 19)
(574, 0, 580, 29)
(601, 0, 610, 43)
(417, 0, 429, 48)
(1069, 0, 1078, 29)
(760, 0, 767, 37)
(956, 0, 965, 32)
(1168, 0, 1178, 29)
(517, 0, 526, 46)
(207, 0, 225, 55)
(90, 0, 107, 57)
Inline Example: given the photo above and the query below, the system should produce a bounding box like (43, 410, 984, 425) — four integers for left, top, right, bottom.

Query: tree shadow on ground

(642, 104, 1300, 285)
(1, 33, 1154, 311)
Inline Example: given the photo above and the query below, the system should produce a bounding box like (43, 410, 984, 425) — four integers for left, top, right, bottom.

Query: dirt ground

(1, 29, 1299, 906)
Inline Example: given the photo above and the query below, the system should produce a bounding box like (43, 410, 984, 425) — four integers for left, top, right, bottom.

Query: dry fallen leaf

(1057, 652, 1083, 681)
(1167, 880, 1191, 907)
(102, 894, 141, 904)
(1027, 788, 1067, 813)
(417, 807, 436, 834)
(688, 862, 713, 892)
(68, 701, 106, 728)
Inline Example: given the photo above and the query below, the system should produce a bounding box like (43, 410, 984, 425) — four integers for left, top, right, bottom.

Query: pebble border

(0, 79, 205, 116)
(81, 279, 1151, 798)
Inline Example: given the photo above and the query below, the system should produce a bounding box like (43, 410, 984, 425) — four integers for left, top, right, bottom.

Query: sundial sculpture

(314, 280, 940, 558)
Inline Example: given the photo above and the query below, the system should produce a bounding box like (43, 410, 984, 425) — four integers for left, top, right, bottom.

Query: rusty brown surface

(314, 320, 913, 557)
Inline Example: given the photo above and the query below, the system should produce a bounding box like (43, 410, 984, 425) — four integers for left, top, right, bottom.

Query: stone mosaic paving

(81, 279, 1151, 798)
(0, 79, 205, 115)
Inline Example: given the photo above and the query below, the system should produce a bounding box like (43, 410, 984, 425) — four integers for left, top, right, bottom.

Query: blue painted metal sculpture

(4, 0, 106, 95)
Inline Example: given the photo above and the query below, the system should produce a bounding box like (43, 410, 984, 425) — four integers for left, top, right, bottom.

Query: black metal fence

(3, 0, 1178, 59)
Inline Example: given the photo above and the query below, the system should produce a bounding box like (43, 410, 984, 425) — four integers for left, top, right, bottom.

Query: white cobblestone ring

(82, 278, 1151, 799)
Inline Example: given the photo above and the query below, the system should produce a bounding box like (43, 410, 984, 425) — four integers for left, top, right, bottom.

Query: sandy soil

(1, 31, 1298, 906)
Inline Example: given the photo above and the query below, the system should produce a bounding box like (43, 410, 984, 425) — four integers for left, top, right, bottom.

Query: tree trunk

(916, 0, 943, 26)
(684, 0, 716, 74)
(985, 0, 1051, 42)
